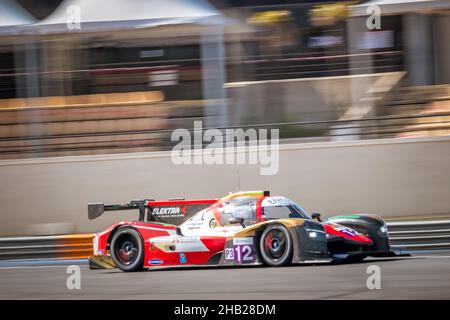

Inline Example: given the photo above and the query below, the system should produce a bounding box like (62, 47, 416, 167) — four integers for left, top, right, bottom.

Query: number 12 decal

(233, 244, 254, 263)
(229, 237, 255, 264)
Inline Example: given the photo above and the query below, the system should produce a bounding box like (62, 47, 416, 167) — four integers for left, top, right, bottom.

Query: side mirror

(311, 212, 322, 222)
(229, 217, 245, 228)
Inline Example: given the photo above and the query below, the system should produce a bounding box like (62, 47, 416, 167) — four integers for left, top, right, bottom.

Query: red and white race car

(88, 191, 393, 272)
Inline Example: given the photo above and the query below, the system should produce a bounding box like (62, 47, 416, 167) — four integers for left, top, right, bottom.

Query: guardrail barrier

(387, 220, 450, 251)
(0, 220, 448, 261)
(0, 234, 93, 260)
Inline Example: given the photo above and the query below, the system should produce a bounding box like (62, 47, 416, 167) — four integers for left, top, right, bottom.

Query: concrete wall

(0, 136, 449, 236)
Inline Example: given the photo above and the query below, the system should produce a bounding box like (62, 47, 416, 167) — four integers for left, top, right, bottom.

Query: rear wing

(88, 198, 218, 225)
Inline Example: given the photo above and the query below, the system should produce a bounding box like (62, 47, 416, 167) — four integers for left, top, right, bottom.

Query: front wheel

(110, 226, 144, 272)
(259, 224, 293, 267)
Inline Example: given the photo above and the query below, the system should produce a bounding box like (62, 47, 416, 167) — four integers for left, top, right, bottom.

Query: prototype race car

(88, 191, 393, 272)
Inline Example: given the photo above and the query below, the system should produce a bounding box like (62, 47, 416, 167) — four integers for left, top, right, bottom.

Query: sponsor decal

(334, 225, 360, 237)
(148, 259, 163, 265)
(232, 238, 255, 263)
(153, 207, 185, 217)
(185, 220, 204, 230)
(262, 196, 294, 207)
(151, 236, 209, 252)
(209, 219, 217, 229)
(225, 248, 234, 260)
(179, 253, 187, 264)
(233, 237, 254, 246)
(152, 236, 200, 244)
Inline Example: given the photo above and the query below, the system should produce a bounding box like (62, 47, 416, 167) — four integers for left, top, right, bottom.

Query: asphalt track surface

(0, 254, 450, 299)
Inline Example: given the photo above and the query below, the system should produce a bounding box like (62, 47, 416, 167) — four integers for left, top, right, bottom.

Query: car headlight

(380, 224, 388, 234)
(305, 228, 326, 240)
(308, 231, 318, 238)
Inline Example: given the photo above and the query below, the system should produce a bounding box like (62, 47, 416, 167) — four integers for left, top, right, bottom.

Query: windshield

(262, 204, 310, 220)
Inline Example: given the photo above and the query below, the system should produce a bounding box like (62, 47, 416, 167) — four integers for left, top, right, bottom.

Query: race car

(87, 191, 393, 272)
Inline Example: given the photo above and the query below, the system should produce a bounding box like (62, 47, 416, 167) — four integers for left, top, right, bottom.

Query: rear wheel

(110, 226, 144, 272)
(259, 224, 293, 267)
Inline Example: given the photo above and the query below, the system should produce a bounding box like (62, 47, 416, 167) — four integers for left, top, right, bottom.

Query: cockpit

(218, 196, 257, 227)
(179, 194, 311, 236)
(261, 197, 311, 220)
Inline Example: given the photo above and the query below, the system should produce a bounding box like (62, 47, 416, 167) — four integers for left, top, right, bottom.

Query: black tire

(110, 226, 144, 272)
(259, 224, 293, 267)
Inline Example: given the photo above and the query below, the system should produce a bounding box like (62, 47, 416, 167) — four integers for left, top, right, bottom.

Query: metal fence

(235, 51, 404, 81)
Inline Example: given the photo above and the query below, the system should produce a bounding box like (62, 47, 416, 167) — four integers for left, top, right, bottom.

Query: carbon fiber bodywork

(325, 214, 390, 252)
(291, 220, 330, 263)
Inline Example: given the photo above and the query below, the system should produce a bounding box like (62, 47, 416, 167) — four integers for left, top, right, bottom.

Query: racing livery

(88, 191, 393, 271)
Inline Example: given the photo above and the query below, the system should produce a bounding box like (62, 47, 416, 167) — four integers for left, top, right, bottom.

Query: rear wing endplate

(88, 200, 149, 221)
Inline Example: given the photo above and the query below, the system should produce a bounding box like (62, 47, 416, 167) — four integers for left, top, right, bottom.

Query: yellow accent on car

(231, 219, 306, 238)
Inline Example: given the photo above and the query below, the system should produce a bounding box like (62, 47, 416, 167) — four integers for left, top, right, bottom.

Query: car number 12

(233, 244, 254, 263)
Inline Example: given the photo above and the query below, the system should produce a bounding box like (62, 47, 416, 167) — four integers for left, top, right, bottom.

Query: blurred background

(0, 0, 449, 237)
(0, 0, 449, 158)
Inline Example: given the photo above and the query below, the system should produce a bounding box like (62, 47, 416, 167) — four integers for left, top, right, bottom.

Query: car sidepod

(291, 219, 330, 263)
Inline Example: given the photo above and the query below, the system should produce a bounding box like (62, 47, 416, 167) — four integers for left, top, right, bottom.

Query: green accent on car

(327, 215, 361, 220)
(150, 221, 173, 227)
